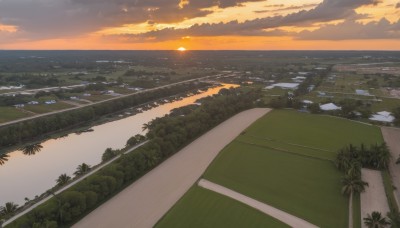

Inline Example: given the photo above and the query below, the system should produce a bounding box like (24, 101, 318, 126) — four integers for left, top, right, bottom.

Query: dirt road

(73, 108, 271, 228)
(198, 179, 318, 228)
(360, 168, 390, 228)
(381, 127, 400, 207)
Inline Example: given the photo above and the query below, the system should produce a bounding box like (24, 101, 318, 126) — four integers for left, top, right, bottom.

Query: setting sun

(177, 47, 186, 51)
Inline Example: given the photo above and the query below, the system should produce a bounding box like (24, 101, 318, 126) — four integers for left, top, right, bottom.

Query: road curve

(73, 108, 271, 228)
(198, 179, 318, 228)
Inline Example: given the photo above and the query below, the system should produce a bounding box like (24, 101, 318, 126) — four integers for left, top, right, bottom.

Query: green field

(156, 187, 289, 228)
(241, 110, 383, 152)
(0, 107, 33, 123)
(158, 110, 383, 228)
(204, 142, 348, 227)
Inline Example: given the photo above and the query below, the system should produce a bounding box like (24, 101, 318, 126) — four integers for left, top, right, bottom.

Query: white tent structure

(320, 103, 341, 111)
(265, 83, 299, 90)
(369, 111, 395, 123)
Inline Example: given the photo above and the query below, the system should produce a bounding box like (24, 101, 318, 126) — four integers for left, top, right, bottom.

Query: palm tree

(0, 202, 19, 216)
(346, 160, 362, 177)
(363, 211, 390, 228)
(56, 174, 71, 187)
(21, 143, 43, 156)
(74, 163, 91, 176)
(142, 123, 150, 132)
(0, 154, 9, 166)
(342, 173, 369, 228)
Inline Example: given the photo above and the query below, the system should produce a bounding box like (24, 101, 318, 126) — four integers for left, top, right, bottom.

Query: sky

(0, 0, 399, 50)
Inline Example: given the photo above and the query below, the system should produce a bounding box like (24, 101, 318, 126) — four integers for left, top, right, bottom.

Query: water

(0, 84, 238, 206)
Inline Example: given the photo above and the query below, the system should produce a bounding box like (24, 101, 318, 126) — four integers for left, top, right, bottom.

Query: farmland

(158, 110, 384, 227)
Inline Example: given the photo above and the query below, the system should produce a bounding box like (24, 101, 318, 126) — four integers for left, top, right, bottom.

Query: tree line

(0, 82, 207, 149)
(6, 87, 261, 227)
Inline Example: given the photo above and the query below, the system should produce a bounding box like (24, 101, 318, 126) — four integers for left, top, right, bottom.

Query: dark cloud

(254, 4, 319, 13)
(0, 0, 263, 39)
(297, 18, 400, 40)
(126, 0, 380, 41)
(396, 2, 400, 8)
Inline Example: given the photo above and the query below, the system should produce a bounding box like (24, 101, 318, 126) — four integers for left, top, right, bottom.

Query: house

(302, 100, 314, 105)
(369, 111, 395, 123)
(355, 89, 370, 96)
(27, 101, 39, 105)
(83, 93, 91, 97)
(70, 96, 79, 100)
(320, 103, 341, 111)
(14, 104, 25, 108)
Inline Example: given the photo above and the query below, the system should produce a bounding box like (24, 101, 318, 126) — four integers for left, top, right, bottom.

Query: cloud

(297, 18, 400, 40)
(0, 0, 263, 39)
(396, 2, 400, 8)
(254, 4, 319, 14)
(124, 0, 380, 41)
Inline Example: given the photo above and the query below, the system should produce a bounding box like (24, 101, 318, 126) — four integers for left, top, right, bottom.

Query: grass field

(0, 107, 33, 123)
(241, 110, 383, 152)
(23, 102, 75, 114)
(157, 110, 383, 227)
(203, 142, 348, 227)
(155, 187, 289, 228)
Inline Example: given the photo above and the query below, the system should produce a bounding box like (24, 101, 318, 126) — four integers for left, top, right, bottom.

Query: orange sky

(0, 0, 399, 50)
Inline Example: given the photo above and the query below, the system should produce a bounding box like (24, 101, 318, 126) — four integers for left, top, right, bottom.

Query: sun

(177, 47, 186, 51)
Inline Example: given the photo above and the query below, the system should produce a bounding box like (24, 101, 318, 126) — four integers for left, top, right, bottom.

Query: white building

(265, 83, 300, 90)
(320, 103, 341, 111)
(369, 111, 395, 123)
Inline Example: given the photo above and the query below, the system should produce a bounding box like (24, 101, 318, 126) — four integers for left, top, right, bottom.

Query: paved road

(381, 127, 400, 207)
(0, 74, 228, 127)
(360, 168, 390, 228)
(198, 179, 318, 228)
(3, 141, 149, 226)
(73, 108, 271, 228)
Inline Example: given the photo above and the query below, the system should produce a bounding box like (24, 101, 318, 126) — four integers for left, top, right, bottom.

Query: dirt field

(381, 127, 400, 206)
(360, 168, 390, 228)
(198, 179, 318, 228)
(73, 108, 271, 228)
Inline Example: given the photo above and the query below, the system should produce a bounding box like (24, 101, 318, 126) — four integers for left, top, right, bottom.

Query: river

(0, 83, 238, 206)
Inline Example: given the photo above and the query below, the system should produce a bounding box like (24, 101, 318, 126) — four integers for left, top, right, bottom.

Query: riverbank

(0, 83, 238, 208)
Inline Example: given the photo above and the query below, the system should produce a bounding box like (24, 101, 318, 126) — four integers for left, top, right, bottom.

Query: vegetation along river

(0, 83, 238, 206)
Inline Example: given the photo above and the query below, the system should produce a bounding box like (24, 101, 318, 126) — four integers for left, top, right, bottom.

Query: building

(320, 103, 341, 111)
(355, 89, 370, 96)
(265, 83, 300, 90)
(369, 111, 395, 123)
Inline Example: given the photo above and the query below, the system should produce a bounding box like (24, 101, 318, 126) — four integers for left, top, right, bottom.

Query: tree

(74, 163, 91, 176)
(0, 154, 9, 166)
(102, 148, 115, 162)
(342, 174, 369, 228)
(371, 143, 391, 169)
(56, 174, 71, 187)
(21, 143, 43, 156)
(363, 211, 390, 228)
(0, 202, 19, 216)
